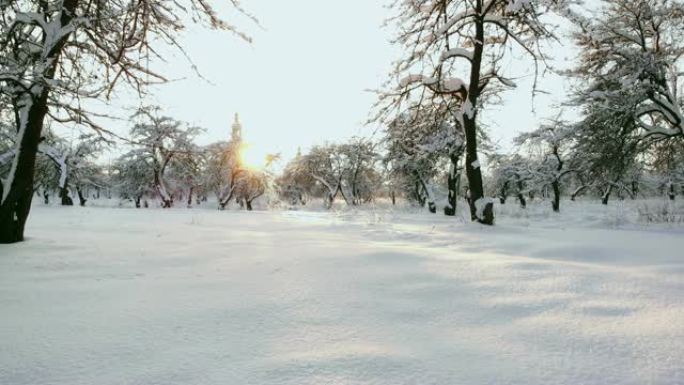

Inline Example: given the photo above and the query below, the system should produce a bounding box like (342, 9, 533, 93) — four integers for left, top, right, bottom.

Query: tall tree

(376, 0, 569, 224)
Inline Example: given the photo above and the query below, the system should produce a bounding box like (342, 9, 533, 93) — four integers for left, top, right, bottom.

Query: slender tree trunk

(631, 181, 639, 199)
(416, 172, 436, 214)
(444, 154, 461, 216)
(462, 3, 493, 225)
(668, 183, 676, 201)
(187, 186, 194, 207)
(517, 180, 526, 209)
(551, 180, 561, 212)
(76, 186, 87, 206)
(135, 195, 142, 209)
(499, 181, 509, 204)
(571, 185, 589, 201)
(43, 189, 49, 205)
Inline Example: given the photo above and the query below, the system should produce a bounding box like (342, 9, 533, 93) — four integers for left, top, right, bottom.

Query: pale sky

(100, 0, 576, 167)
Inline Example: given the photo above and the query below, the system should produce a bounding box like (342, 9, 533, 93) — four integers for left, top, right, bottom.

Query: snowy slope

(1, 205, 683, 385)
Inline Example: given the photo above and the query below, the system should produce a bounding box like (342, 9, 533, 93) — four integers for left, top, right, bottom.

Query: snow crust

(1, 203, 683, 385)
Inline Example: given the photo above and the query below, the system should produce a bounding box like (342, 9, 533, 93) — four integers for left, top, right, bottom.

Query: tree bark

(551, 180, 561, 212)
(462, 2, 493, 225)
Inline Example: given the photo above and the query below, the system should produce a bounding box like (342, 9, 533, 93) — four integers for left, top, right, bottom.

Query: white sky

(100, 0, 576, 167)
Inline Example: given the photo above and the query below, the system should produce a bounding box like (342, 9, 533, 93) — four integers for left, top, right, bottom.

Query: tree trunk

(43, 189, 49, 205)
(668, 183, 675, 201)
(60, 177, 73, 206)
(571, 185, 589, 201)
(135, 195, 142, 209)
(246, 200, 253, 211)
(631, 181, 639, 199)
(154, 172, 173, 208)
(602, 185, 613, 205)
(0, 92, 54, 243)
(462, 4, 492, 225)
(551, 180, 560, 212)
(416, 173, 436, 214)
(499, 181, 509, 204)
(517, 180, 526, 209)
(187, 186, 194, 208)
(517, 193, 526, 209)
(390, 190, 396, 205)
(444, 154, 461, 216)
(0, 0, 77, 243)
(76, 186, 87, 206)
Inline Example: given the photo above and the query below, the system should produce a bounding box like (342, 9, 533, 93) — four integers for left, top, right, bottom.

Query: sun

(239, 142, 268, 170)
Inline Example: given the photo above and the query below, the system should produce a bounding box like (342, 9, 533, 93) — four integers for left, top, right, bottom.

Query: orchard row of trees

(4, 111, 682, 217)
(1, 107, 272, 211)
(1, 0, 683, 243)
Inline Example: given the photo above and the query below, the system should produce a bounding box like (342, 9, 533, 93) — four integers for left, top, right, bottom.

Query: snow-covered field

(1, 202, 684, 385)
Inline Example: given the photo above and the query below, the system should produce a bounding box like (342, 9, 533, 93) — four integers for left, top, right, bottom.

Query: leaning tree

(0, 0, 253, 242)
(375, 0, 571, 224)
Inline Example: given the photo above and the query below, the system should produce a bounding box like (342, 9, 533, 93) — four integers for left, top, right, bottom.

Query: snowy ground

(1, 202, 684, 385)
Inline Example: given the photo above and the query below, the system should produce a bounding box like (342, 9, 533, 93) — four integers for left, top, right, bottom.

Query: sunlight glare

(240, 143, 267, 170)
